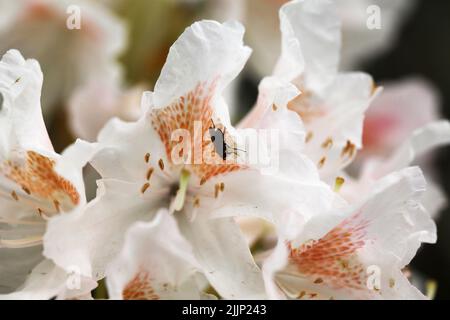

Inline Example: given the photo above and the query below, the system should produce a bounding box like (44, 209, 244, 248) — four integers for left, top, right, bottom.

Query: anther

(53, 200, 61, 212)
(193, 197, 200, 208)
(314, 278, 323, 284)
(141, 183, 150, 194)
(341, 140, 356, 159)
(22, 186, 31, 195)
(144, 153, 150, 163)
(11, 191, 18, 201)
(305, 131, 313, 143)
(321, 137, 333, 149)
(146, 167, 154, 180)
(158, 159, 165, 171)
(334, 177, 345, 192)
(318, 156, 326, 169)
(214, 184, 220, 199)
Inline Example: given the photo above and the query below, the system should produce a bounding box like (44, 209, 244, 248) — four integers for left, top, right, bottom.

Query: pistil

(172, 169, 191, 212)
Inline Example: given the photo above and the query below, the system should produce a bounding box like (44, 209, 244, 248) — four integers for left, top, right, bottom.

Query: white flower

(0, 49, 94, 299)
(341, 79, 450, 219)
(106, 209, 212, 300)
(263, 167, 436, 300)
(341, 121, 450, 218)
(358, 78, 441, 160)
(43, 19, 334, 299)
(68, 77, 144, 142)
(241, 0, 380, 180)
(0, 0, 126, 119)
(230, 0, 414, 76)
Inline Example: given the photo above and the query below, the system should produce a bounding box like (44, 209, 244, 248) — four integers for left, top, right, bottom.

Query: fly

(208, 119, 244, 160)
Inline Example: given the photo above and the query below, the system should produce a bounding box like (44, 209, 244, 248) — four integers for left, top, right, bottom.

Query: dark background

(362, 0, 450, 300)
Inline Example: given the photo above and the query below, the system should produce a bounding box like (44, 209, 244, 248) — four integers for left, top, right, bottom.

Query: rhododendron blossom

(43, 19, 334, 300)
(0, 0, 447, 301)
(0, 50, 95, 299)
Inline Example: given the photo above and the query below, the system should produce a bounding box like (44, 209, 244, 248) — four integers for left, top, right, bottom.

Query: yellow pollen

(334, 177, 345, 192)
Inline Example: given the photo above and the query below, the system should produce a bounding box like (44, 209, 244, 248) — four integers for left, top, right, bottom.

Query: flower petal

(0, 259, 97, 300)
(369, 120, 450, 179)
(275, 0, 341, 92)
(265, 167, 435, 299)
(178, 215, 266, 299)
(106, 210, 205, 300)
(153, 20, 251, 119)
(0, 49, 52, 154)
(43, 179, 162, 279)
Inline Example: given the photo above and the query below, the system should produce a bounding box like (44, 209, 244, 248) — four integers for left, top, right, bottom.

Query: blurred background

(365, 0, 450, 300)
(1, 0, 449, 299)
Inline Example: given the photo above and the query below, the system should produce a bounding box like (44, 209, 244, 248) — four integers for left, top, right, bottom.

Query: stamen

(158, 159, 165, 171)
(0, 235, 43, 248)
(53, 200, 61, 212)
(22, 186, 31, 195)
(144, 153, 150, 163)
(193, 197, 200, 208)
(426, 280, 437, 300)
(314, 278, 324, 284)
(37, 208, 51, 220)
(305, 131, 313, 143)
(318, 157, 326, 169)
(334, 177, 345, 192)
(272, 104, 278, 111)
(11, 191, 19, 201)
(321, 137, 333, 149)
(172, 169, 190, 212)
(146, 167, 154, 180)
(220, 182, 225, 192)
(141, 183, 150, 194)
(389, 278, 396, 288)
(0, 218, 45, 225)
(341, 140, 356, 159)
(214, 184, 220, 199)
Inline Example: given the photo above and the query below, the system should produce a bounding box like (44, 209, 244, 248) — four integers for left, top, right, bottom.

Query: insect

(208, 119, 244, 160)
